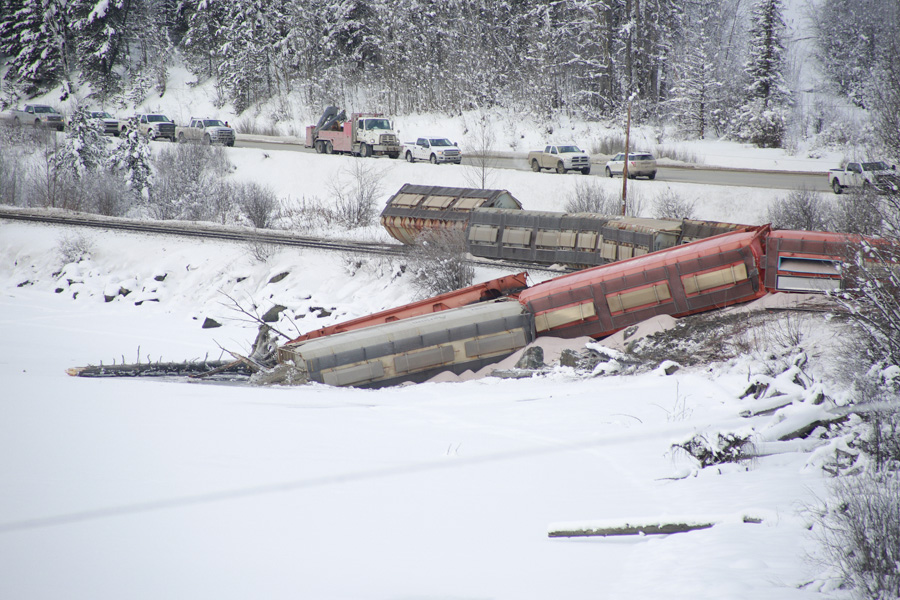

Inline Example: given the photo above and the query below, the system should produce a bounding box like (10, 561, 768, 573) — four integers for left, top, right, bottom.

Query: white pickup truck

(828, 161, 899, 194)
(527, 144, 591, 174)
(401, 137, 462, 164)
(175, 117, 235, 146)
(6, 104, 65, 130)
(119, 113, 176, 141)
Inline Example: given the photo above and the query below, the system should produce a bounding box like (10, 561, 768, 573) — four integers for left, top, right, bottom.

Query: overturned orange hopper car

(517, 226, 770, 339)
(284, 272, 528, 345)
(380, 184, 523, 245)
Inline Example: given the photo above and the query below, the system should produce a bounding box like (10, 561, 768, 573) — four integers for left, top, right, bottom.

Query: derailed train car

(764, 229, 850, 293)
(277, 300, 534, 389)
(466, 208, 748, 268)
(275, 226, 888, 388)
(516, 226, 770, 339)
(467, 208, 681, 267)
(380, 184, 523, 244)
(379, 183, 746, 268)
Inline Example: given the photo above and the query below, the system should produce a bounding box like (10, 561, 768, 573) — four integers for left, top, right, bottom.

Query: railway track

(0, 208, 570, 275)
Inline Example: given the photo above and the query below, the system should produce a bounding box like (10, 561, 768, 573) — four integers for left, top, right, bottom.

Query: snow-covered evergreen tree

(113, 116, 153, 203)
(71, 0, 131, 98)
(60, 105, 109, 178)
(734, 0, 792, 147)
(0, 0, 73, 95)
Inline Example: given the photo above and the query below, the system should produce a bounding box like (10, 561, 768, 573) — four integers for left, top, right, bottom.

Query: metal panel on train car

(763, 230, 850, 292)
(380, 184, 523, 244)
(278, 300, 535, 388)
(517, 227, 769, 339)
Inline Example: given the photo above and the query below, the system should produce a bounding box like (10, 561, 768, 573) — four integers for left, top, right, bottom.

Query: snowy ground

(1, 183, 854, 599)
(0, 71, 864, 598)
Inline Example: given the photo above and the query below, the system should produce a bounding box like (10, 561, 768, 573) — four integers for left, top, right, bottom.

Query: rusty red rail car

(285, 272, 528, 344)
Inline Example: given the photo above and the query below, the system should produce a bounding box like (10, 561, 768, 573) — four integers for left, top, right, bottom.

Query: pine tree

(734, 0, 792, 148)
(61, 105, 110, 178)
(71, 0, 133, 98)
(113, 116, 153, 202)
(0, 0, 72, 95)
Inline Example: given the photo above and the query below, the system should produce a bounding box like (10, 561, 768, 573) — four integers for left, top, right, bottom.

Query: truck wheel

(581, 167, 591, 175)
(12, 117, 19, 127)
(202, 133, 211, 145)
(361, 143, 371, 158)
(430, 154, 438, 164)
(325, 141, 333, 154)
(556, 161, 567, 174)
(177, 132, 186, 143)
(33, 119, 40, 128)
(531, 160, 540, 172)
(388, 153, 399, 159)
(648, 172, 656, 180)
(832, 179, 842, 194)
(605, 167, 612, 178)
(406, 151, 414, 162)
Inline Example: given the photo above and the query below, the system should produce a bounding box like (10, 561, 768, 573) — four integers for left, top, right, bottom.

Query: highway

(234, 135, 831, 192)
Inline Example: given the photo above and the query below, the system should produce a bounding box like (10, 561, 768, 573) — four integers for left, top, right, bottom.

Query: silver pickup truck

(175, 117, 235, 146)
(7, 104, 65, 130)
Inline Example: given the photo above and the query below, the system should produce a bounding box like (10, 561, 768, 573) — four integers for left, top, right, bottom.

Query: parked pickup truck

(88, 111, 120, 135)
(120, 113, 176, 141)
(402, 137, 462, 164)
(176, 117, 235, 146)
(528, 144, 591, 174)
(829, 161, 900, 194)
(7, 104, 65, 130)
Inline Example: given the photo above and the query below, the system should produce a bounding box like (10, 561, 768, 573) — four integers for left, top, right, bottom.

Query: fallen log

(66, 360, 251, 378)
(548, 515, 763, 538)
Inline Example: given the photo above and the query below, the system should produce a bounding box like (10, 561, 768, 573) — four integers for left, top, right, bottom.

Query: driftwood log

(66, 360, 252, 378)
(549, 516, 762, 538)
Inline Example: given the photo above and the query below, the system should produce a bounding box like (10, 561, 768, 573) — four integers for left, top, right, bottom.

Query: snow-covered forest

(0, 0, 898, 152)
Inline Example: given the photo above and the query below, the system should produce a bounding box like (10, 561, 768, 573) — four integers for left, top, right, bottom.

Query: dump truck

(305, 106, 401, 158)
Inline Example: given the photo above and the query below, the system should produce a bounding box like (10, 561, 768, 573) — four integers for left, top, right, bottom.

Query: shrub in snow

(652, 188, 696, 220)
(56, 232, 95, 265)
(235, 181, 279, 229)
(327, 161, 384, 228)
(815, 473, 900, 599)
(766, 188, 833, 231)
(407, 228, 473, 298)
(565, 179, 620, 215)
(150, 143, 232, 221)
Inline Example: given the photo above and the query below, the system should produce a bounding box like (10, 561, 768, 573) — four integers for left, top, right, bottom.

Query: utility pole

(621, 100, 632, 216)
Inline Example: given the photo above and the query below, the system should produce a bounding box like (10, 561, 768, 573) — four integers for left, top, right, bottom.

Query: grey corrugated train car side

(466, 208, 685, 268)
(277, 300, 534, 389)
(380, 184, 523, 245)
(466, 208, 748, 268)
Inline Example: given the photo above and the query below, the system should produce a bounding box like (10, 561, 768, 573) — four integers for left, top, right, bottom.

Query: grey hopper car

(277, 300, 534, 388)
(466, 208, 685, 268)
(466, 208, 748, 269)
(380, 184, 523, 245)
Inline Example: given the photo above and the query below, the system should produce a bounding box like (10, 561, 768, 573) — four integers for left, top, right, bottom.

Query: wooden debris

(549, 515, 762, 538)
(67, 360, 250, 378)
